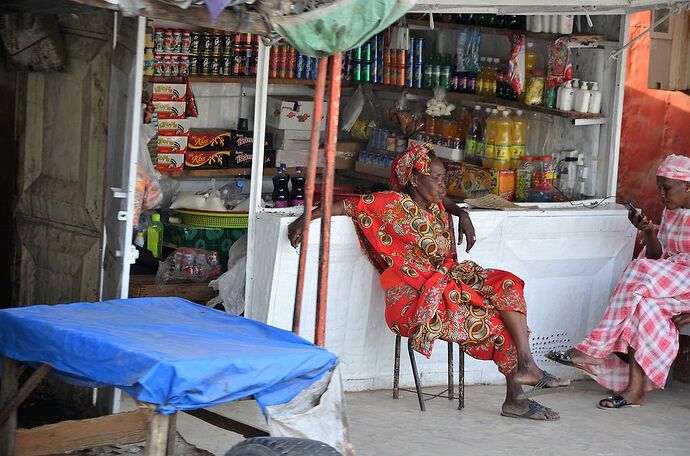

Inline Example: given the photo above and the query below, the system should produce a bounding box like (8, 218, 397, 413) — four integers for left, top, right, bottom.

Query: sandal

(501, 400, 560, 421)
(518, 371, 572, 399)
(597, 395, 642, 410)
(546, 351, 598, 379)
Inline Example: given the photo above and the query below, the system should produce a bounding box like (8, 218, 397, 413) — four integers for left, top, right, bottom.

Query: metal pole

(314, 53, 342, 347)
(292, 57, 328, 335)
(244, 40, 270, 316)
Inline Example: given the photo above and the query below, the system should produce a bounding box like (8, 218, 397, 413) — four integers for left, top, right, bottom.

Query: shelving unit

(145, 75, 318, 85)
(160, 167, 319, 178)
(336, 169, 391, 185)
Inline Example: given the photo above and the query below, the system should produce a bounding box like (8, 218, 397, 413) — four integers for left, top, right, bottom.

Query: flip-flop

(597, 395, 642, 410)
(518, 371, 573, 399)
(545, 351, 598, 380)
(501, 399, 560, 421)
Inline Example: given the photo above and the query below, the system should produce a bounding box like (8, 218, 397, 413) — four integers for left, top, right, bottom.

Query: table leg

(145, 412, 171, 456)
(0, 358, 20, 456)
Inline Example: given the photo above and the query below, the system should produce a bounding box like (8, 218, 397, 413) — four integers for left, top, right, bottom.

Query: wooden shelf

(337, 169, 391, 185)
(161, 167, 320, 178)
(144, 75, 318, 85)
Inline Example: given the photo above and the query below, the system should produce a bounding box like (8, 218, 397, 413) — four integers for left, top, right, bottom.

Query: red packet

(185, 76, 198, 118)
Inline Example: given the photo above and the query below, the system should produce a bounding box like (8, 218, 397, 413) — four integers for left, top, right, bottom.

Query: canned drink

(162, 56, 171, 77)
(406, 61, 413, 87)
(190, 32, 200, 55)
(391, 67, 400, 86)
(244, 47, 253, 76)
(397, 49, 406, 67)
(221, 34, 233, 56)
(390, 49, 397, 66)
(304, 55, 312, 79)
(287, 47, 296, 78)
(269, 47, 278, 78)
(181, 32, 191, 54)
(202, 33, 212, 55)
(353, 62, 361, 82)
(200, 55, 211, 76)
(383, 49, 391, 66)
(163, 29, 174, 53)
(296, 52, 304, 79)
(189, 55, 198, 76)
(364, 43, 372, 62)
(398, 65, 406, 86)
(212, 32, 222, 56)
(232, 46, 244, 75)
(210, 57, 220, 76)
(245, 33, 253, 46)
(153, 55, 163, 76)
(312, 58, 319, 79)
(154, 28, 165, 53)
(179, 56, 189, 76)
(371, 59, 378, 83)
(415, 38, 424, 64)
(353, 45, 362, 62)
(383, 66, 391, 85)
(362, 63, 371, 82)
(414, 64, 423, 88)
(371, 38, 378, 64)
(277, 46, 287, 78)
(222, 56, 232, 76)
(172, 30, 182, 53)
(250, 47, 258, 75)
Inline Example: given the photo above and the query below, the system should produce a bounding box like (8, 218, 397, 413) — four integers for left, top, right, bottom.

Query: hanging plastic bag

(425, 86, 455, 117)
(341, 85, 381, 142)
(385, 89, 417, 137)
(507, 33, 526, 96)
(207, 235, 248, 315)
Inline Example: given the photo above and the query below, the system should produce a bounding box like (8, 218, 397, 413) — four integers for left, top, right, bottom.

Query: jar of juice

(440, 118, 458, 139)
(530, 156, 553, 190)
(425, 115, 436, 135)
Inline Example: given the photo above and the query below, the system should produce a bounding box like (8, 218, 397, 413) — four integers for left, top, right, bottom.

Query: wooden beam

(144, 413, 171, 456)
(0, 364, 52, 426)
(69, 0, 270, 35)
(183, 408, 269, 438)
(15, 409, 152, 456)
(0, 358, 21, 456)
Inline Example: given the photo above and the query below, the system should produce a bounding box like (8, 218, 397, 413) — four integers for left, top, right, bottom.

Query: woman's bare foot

(512, 362, 570, 388)
(565, 348, 604, 366)
(502, 398, 560, 420)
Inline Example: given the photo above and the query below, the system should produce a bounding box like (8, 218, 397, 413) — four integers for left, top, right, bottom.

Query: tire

(225, 437, 342, 456)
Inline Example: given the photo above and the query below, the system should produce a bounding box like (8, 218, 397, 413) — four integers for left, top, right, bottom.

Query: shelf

(362, 84, 607, 124)
(160, 167, 320, 178)
(337, 169, 391, 185)
(144, 75, 318, 85)
(406, 19, 608, 45)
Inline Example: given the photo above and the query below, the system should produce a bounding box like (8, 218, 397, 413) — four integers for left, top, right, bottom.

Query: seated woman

(288, 143, 569, 421)
(548, 154, 690, 409)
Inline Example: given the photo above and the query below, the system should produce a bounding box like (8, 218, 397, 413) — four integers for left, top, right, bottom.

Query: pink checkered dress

(575, 208, 690, 392)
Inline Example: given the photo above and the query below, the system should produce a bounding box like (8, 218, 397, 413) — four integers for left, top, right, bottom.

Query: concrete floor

(163, 379, 690, 456)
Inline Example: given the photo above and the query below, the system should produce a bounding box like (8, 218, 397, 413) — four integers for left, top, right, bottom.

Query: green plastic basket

(175, 209, 249, 229)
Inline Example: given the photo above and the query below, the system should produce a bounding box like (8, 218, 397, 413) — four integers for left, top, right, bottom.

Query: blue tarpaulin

(0, 297, 337, 415)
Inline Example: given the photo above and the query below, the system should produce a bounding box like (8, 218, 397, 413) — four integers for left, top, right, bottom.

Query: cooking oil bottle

(494, 110, 512, 170)
(482, 108, 499, 168)
(510, 109, 527, 170)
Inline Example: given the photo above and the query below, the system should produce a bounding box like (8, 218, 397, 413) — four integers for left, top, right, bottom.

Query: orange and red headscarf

(390, 142, 434, 191)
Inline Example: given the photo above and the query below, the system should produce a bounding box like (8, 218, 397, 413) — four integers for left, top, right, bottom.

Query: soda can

(212, 32, 222, 56)
(371, 38, 378, 64)
(407, 61, 414, 87)
(296, 52, 304, 79)
(181, 32, 191, 54)
(190, 32, 200, 55)
(414, 64, 423, 88)
(189, 55, 198, 76)
(383, 66, 391, 85)
(363, 42, 372, 62)
(153, 55, 163, 76)
(287, 47, 296, 78)
(163, 29, 174, 53)
(398, 65, 406, 87)
(371, 59, 378, 83)
(232, 46, 244, 75)
(250, 47, 258, 75)
(277, 46, 287, 78)
(179, 56, 189, 76)
(222, 34, 233, 56)
(163, 56, 172, 77)
(390, 49, 397, 66)
(312, 58, 319, 80)
(154, 28, 165, 53)
(415, 38, 424, 64)
(269, 47, 278, 78)
(244, 47, 253, 76)
(222, 56, 232, 76)
(353, 62, 361, 82)
(172, 30, 182, 53)
(353, 45, 362, 62)
(362, 63, 371, 82)
(304, 55, 313, 79)
(202, 32, 213, 55)
(397, 49, 407, 67)
(211, 57, 220, 76)
(377, 35, 384, 59)
(200, 55, 211, 76)
(245, 33, 253, 46)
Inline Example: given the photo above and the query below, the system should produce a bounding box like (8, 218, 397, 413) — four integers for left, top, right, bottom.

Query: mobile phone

(622, 202, 637, 213)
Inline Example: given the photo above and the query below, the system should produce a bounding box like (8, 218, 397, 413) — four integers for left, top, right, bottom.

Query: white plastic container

(550, 16, 559, 34)
(588, 82, 602, 114)
(559, 80, 576, 111)
(559, 15, 574, 34)
(574, 81, 592, 113)
(531, 15, 543, 33)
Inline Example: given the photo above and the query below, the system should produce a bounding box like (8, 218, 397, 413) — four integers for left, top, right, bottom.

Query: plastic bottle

(290, 167, 306, 206)
(510, 110, 527, 170)
(271, 165, 290, 208)
(531, 15, 543, 33)
(549, 15, 559, 34)
(574, 81, 592, 113)
(465, 105, 485, 165)
(432, 53, 441, 88)
(490, 58, 500, 96)
(476, 57, 487, 95)
(558, 80, 576, 111)
(146, 214, 163, 259)
(588, 82, 602, 114)
(134, 230, 145, 248)
(559, 15, 574, 34)
(494, 110, 512, 170)
(525, 42, 537, 75)
(483, 109, 499, 169)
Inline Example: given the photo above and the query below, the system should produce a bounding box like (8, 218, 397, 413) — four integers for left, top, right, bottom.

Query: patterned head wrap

(656, 154, 690, 182)
(390, 142, 434, 191)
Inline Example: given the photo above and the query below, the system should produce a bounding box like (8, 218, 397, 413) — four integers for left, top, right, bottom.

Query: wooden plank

(183, 409, 269, 438)
(70, 0, 269, 35)
(15, 409, 151, 456)
(144, 76, 318, 86)
(144, 413, 171, 456)
(0, 358, 21, 456)
(0, 364, 52, 426)
(129, 275, 216, 302)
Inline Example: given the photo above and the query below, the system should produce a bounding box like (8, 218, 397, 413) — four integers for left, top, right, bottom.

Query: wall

(617, 11, 690, 254)
(0, 55, 17, 309)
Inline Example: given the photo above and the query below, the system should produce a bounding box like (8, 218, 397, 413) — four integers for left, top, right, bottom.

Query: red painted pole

(292, 57, 328, 335)
(315, 53, 342, 347)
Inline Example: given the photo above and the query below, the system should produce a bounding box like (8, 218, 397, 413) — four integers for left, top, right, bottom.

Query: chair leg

(407, 338, 426, 412)
(447, 341, 454, 400)
(458, 345, 465, 410)
(393, 334, 401, 399)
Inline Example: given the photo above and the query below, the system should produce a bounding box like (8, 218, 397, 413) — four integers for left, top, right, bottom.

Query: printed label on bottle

(274, 201, 289, 208)
(290, 200, 305, 206)
(466, 139, 476, 156)
(495, 145, 511, 160)
(510, 144, 525, 160)
(485, 143, 496, 159)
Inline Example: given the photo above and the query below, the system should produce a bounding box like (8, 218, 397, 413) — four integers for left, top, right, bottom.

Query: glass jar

(524, 70, 545, 106)
(440, 118, 458, 139)
(530, 156, 553, 191)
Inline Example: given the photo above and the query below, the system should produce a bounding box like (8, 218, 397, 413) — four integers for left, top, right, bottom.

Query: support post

(0, 358, 20, 456)
(144, 413, 171, 456)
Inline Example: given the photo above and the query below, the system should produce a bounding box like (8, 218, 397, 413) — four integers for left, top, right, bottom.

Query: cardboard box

(184, 151, 231, 169)
(157, 135, 188, 153)
(267, 126, 321, 149)
(445, 162, 492, 199)
(266, 96, 327, 131)
(152, 83, 187, 101)
(158, 119, 191, 135)
(188, 129, 269, 152)
(489, 169, 516, 201)
(275, 149, 325, 168)
(229, 149, 276, 169)
(336, 142, 364, 171)
(154, 101, 186, 119)
(156, 153, 185, 172)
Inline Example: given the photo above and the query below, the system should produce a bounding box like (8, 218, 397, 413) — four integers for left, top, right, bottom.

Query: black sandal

(597, 395, 641, 410)
(546, 351, 598, 379)
(501, 400, 560, 421)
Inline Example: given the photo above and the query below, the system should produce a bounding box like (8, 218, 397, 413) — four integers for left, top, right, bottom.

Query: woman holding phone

(548, 154, 690, 409)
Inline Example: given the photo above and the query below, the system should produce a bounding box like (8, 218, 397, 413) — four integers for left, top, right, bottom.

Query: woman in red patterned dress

(548, 154, 690, 409)
(288, 143, 569, 420)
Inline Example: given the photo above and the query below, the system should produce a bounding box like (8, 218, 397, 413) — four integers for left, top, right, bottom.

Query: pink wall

(618, 11, 690, 254)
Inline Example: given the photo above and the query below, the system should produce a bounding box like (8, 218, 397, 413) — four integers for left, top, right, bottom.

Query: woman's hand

(629, 209, 654, 232)
(672, 313, 690, 329)
(458, 211, 476, 253)
(288, 216, 305, 248)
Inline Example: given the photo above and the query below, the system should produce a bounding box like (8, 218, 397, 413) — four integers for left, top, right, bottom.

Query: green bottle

(147, 213, 163, 259)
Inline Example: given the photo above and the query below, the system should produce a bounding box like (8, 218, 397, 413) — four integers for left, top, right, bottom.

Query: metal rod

(292, 56, 328, 335)
(393, 334, 401, 399)
(314, 53, 342, 347)
(447, 341, 454, 400)
(408, 339, 426, 412)
(458, 346, 465, 410)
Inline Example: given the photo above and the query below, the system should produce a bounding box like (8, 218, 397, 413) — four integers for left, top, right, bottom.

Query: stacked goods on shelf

(269, 45, 321, 81)
(152, 82, 189, 172)
(186, 129, 275, 169)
